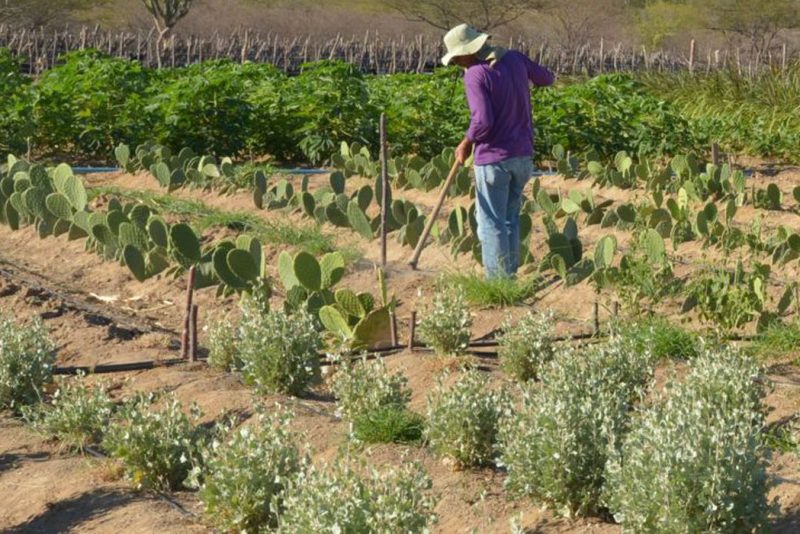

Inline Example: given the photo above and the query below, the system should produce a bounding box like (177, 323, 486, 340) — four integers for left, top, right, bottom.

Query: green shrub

(352, 406, 425, 444)
(426, 369, 510, 467)
(103, 393, 206, 490)
(499, 336, 653, 516)
(0, 48, 33, 154)
(33, 50, 152, 158)
(238, 305, 322, 396)
(188, 409, 302, 533)
(279, 459, 435, 533)
(418, 284, 472, 357)
(206, 314, 240, 372)
(748, 320, 800, 361)
(24, 374, 113, 451)
(330, 354, 411, 420)
(0, 315, 56, 411)
(605, 348, 770, 532)
(498, 310, 555, 381)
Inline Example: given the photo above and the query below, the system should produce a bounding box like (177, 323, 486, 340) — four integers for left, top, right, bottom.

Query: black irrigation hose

(54, 358, 189, 375)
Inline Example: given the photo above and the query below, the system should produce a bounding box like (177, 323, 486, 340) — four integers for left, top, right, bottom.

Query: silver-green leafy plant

(425, 369, 511, 468)
(604, 348, 771, 532)
(103, 393, 206, 491)
(498, 310, 556, 382)
(24, 373, 114, 451)
(330, 353, 411, 420)
(188, 408, 303, 533)
(499, 336, 654, 516)
(238, 304, 322, 396)
(0, 315, 56, 411)
(205, 314, 240, 372)
(279, 458, 435, 533)
(417, 284, 472, 357)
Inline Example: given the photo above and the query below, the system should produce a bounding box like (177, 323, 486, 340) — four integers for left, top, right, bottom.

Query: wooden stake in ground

(379, 113, 389, 267)
(408, 159, 462, 269)
(407, 311, 417, 351)
(180, 266, 195, 360)
(189, 304, 198, 362)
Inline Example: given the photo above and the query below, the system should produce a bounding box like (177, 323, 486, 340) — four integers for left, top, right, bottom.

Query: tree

(382, 0, 548, 31)
(701, 0, 800, 57)
(140, 0, 196, 67)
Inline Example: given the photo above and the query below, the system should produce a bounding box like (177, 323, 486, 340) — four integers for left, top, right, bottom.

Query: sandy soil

(1, 166, 799, 532)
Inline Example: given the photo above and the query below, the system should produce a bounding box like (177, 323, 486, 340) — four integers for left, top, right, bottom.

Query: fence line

(0, 25, 796, 76)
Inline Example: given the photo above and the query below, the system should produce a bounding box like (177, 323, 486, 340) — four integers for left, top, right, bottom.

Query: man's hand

(456, 137, 473, 165)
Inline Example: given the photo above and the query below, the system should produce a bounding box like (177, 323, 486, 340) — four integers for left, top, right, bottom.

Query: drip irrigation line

(54, 359, 189, 375)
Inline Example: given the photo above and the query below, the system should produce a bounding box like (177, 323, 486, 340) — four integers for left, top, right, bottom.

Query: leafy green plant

(279, 459, 435, 533)
(426, 369, 510, 468)
(684, 261, 771, 332)
(188, 408, 302, 533)
(205, 314, 240, 372)
(330, 354, 410, 421)
(499, 336, 654, 516)
(237, 303, 322, 397)
(418, 283, 472, 357)
(497, 310, 556, 382)
(747, 320, 800, 361)
(604, 348, 770, 532)
(103, 393, 207, 491)
(0, 315, 56, 411)
(23, 374, 114, 451)
(0, 49, 33, 154)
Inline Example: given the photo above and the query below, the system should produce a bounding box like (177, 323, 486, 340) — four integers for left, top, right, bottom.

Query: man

(442, 24, 555, 279)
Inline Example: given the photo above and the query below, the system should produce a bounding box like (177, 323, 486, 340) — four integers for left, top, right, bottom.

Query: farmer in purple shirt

(442, 24, 555, 278)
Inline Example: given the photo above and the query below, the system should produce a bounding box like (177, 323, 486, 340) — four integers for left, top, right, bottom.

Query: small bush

(206, 314, 240, 371)
(238, 305, 322, 396)
(330, 354, 411, 420)
(498, 310, 555, 382)
(188, 409, 302, 533)
(103, 393, 206, 490)
(426, 369, 510, 467)
(605, 348, 770, 532)
(279, 459, 435, 533)
(499, 336, 653, 516)
(353, 406, 425, 444)
(0, 315, 56, 411)
(615, 317, 699, 361)
(418, 284, 472, 356)
(24, 374, 113, 451)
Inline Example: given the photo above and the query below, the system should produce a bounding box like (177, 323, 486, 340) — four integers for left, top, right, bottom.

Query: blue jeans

(474, 156, 533, 279)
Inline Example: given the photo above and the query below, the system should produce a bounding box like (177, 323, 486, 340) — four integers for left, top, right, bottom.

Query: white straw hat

(441, 24, 490, 66)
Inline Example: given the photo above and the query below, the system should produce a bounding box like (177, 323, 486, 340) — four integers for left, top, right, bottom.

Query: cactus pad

(170, 223, 201, 262)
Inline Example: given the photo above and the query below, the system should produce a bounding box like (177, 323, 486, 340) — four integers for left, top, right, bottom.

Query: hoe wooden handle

(408, 159, 462, 270)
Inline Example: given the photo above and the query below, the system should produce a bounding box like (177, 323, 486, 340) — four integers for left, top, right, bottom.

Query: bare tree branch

(381, 0, 547, 31)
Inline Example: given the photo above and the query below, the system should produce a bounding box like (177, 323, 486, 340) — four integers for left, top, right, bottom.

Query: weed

(747, 320, 800, 362)
(205, 314, 240, 372)
(353, 407, 425, 444)
(418, 283, 472, 357)
(0, 315, 56, 411)
(442, 272, 539, 307)
(330, 354, 410, 420)
(498, 310, 555, 382)
(614, 317, 700, 361)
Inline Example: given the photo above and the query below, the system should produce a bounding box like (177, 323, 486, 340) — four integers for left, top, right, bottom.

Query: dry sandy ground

(1, 166, 799, 532)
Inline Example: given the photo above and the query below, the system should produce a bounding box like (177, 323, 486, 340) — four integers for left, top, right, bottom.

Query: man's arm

(458, 69, 493, 164)
(526, 57, 555, 87)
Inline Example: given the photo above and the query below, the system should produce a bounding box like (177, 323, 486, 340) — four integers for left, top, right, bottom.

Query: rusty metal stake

(181, 266, 196, 360)
(407, 311, 417, 351)
(390, 310, 398, 346)
(189, 304, 199, 362)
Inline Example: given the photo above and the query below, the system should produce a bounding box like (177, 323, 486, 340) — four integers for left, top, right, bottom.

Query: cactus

(278, 250, 300, 289)
(106, 210, 128, 235)
(642, 229, 666, 264)
(293, 251, 323, 291)
(4, 201, 19, 230)
(319, 305, 353, 338)
(226, 248, 259, 282)
(22, 187, 48, 219)
(335, 288, 365, 319)
(320, 251, 345, 288)
(45, 193, 73, 220)
(347, 201, 373, 239)
(213, 245, 246, 289)
(325, 203, 350, 227)
(330, 171, 345, 194)
(118, 222, 150, 251)
(594, 235, 617, 269)
(301, 192, 316, 218)
(150, 162, 171, 187)
(355, 185, 373, 212)
(91, 224, 118, 249)
(129, 205, 152, 230)
(123, 245, 147, 282)
(147, 216, 169, 248)
(169, 223, 201, 263)
(115, 144, 131, 170)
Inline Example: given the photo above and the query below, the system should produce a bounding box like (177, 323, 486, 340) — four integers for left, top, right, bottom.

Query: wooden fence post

(688, 39, 696, 73)
(181, 266, 195, 360)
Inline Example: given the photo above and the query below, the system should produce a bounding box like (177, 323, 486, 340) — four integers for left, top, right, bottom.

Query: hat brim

(441, 33, 489, 66)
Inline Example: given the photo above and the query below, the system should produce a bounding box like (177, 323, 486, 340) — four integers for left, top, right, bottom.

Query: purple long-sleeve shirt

(464, 50, 555, 165)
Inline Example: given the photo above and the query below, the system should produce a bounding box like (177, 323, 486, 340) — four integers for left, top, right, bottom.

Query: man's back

(464, 50, 555, 166)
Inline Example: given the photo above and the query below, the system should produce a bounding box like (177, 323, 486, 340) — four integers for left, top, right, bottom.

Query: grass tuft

(442, 272, 540, 307)
(352, 407, 425, 444)
(747, 321, 800, 362)
(615, 317, 700, 361)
